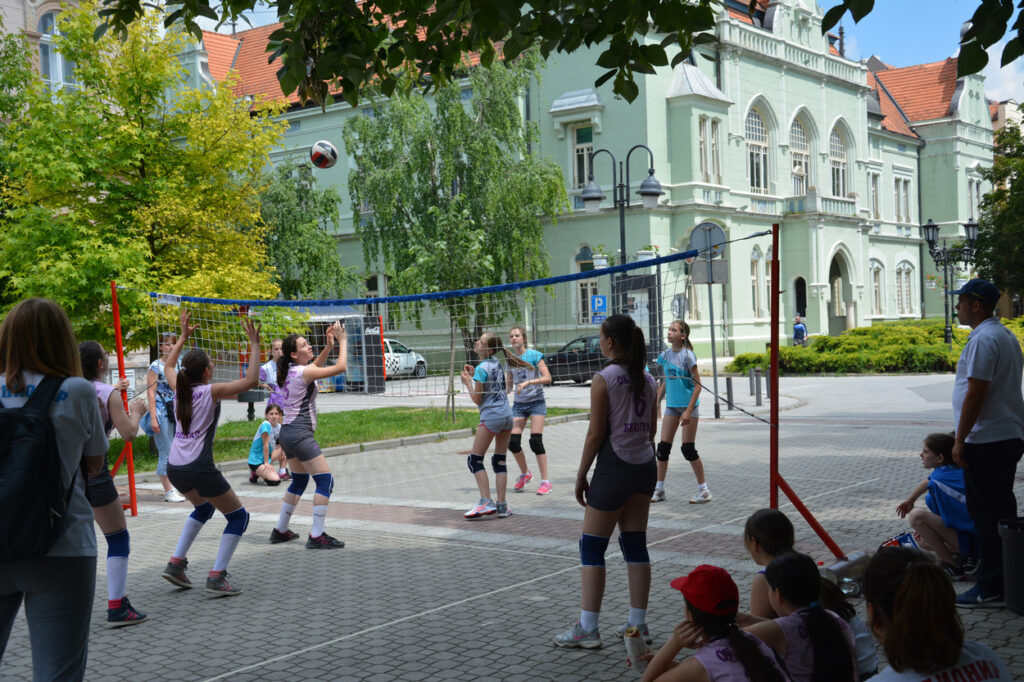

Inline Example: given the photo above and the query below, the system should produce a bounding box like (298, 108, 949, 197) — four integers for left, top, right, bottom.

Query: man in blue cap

(949, 278, 1024, 608)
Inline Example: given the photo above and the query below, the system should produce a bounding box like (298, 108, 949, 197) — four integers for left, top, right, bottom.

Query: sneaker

(944, 561, 973, 581)
(955, 584, 1004, 608)
(553, 621, 602, 649)
(464, 498, 497, 519)
(651, 488, 666, 503)
(107, 596, 148, 628)
(959, 555, 979, 576)
(306, 532, 345, 549)
(269, 528, 299, 544)
(248, 472, 260, 485)
(279, 471, 292, 481)
(164, 488, 186, 503)
(537, 481, 553, 496)
(614, 622, 652, 644)
(496, 502, 512, 518)
(205, 570, 243, 597)
(514, 472, 533, 492)
(690, 488, 713, 504)
(161, 559, 192, 588)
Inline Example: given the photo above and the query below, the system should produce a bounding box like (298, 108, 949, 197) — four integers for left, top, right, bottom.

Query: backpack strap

(23, 375, 65, 414)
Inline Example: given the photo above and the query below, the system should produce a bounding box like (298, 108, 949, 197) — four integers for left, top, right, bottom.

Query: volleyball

(310, 140, 339, 169)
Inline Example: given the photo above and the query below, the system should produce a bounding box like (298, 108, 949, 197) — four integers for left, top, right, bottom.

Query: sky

(211, 1, 1024, 103)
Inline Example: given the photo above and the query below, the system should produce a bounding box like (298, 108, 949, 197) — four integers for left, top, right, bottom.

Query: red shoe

(279, 471, 292, 481)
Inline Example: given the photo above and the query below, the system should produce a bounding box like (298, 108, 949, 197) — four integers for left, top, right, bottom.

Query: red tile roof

(873, 57, 959, 123)
(866, 71, 917, 139)
(201, 32, 240, 82)
(990, 101, 1000, 121)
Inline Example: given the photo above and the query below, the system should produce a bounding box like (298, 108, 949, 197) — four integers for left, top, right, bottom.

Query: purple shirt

(282, 364, 318, 431)
(170, 384, 220, 467)
(260, 359, 286, 408)
(598, 362, 657, 464)
(92, 380, 116, 434)
(694, 633, 792, 681)
(776, 608, 859, 682)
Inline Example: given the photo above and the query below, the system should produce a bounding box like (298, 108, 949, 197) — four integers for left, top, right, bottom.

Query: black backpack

(0, 375, 75, 561)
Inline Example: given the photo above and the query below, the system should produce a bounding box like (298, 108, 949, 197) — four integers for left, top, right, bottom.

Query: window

(751, 247, 764, 317)
(686, 277, 700, 321)
(869, 172, 880, 219)
(893, 177, 912, 223)
(790, 120, 809, 196)
(710, 119, 721, 184)
(699, 116, 709, 183)
(829, 129, 847, 197)
(968, 178, 983, 219)
(746, 109, 769, 195)
(576, 245, 599, 324)
(38, 12, 76, 91)
(365, 275, 395, 330)
(573, 126, 594, 190)
(896, 262, 914, 314)
(765, 246, 773, 315)
(869, 261, 883, 316)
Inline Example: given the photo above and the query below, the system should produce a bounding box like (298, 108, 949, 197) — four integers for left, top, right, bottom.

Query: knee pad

(509, 433, 522, 454)
(287, 472, 310, 496)
(528, 434, 546, 455)
(467, 454, 485, 474)
(656, 441, 672, 462)
(313, 472, 334, 497)
(190, 501, 215, 523)
(104, 528, 130, 558)
(579, 533, 610, 567)
(491, 453, 507, 474)
(618, 531, 650, 564)
(682, 443, 699, 462)
(224, 507, 249, 536)
(86, 471, 118, 508)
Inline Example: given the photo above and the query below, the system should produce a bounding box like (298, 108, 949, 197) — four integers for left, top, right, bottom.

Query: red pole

(770, 223, 780, 509)
(776, 474, 846, 560)
(110, 281, 138, 517)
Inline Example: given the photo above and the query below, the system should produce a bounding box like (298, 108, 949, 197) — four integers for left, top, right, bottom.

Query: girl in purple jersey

(268, 321, 348, 549)
(554, 314, 658, 649)
(159, 310, 261, 596)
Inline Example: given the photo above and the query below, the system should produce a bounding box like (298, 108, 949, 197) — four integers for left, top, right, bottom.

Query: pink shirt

(776, 609, 859, 682)
(92, 380, 116, 433)
(170, 384, 220, 467)
(597, 363, 657, 464)
(694, 633, 792, 681)
(282, 364, 318, 431)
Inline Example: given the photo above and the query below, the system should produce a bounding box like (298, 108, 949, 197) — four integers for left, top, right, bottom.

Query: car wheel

(414, 362, 427, 378)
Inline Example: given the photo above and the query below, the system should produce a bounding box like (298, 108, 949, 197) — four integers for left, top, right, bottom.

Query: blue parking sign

(591, 295, 607, 314)
(591, 314, 606, 324)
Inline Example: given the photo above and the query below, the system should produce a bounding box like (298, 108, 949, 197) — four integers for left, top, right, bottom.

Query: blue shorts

(665, 405, 700, 419)
(481, 416, 513, 435)
(512, 400, 547, 419)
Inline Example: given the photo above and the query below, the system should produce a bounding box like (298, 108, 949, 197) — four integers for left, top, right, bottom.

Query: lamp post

(580, 144, 664, 317)
(921, 217, 979, 348)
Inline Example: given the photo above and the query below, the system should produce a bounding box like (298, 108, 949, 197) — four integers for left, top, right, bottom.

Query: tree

(976, 120, 1024, 297)
(259, 160, 359, 299)
(342, 52, 567, 416)
(0, 2, 288, 349)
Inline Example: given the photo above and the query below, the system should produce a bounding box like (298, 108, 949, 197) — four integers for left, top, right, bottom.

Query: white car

(383, 338, 428, 378)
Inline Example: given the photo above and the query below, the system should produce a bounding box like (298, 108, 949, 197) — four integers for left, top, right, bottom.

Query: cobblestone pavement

(3, 375, 1023, 680)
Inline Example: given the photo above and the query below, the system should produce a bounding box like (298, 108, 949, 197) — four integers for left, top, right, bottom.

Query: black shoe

(248, 472, 260, 484)
(306, 532, 345, 549)
(269, 528, 299, 544)
(107, 596, 148, 627)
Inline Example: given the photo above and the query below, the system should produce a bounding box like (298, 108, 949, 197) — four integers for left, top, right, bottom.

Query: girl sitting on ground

(743, 508, 795, 618)
(248, 403, 285, 486)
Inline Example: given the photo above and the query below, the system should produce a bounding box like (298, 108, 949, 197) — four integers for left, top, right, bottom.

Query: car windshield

(390, 341, 409, 353)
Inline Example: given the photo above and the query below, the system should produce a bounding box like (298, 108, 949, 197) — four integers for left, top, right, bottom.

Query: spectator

(259, 338, 285, 409)
(793, 317, 807, 346)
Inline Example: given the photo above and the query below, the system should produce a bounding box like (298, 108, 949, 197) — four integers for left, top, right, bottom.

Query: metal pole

(769, 222, 780, 508)
(705, 223, 721, 419)
(617, 164, 627, 316)
(942, 239, 952, 348)
(726, 376, 734, 410)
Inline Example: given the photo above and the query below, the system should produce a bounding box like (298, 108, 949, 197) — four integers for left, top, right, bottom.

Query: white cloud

(983, 40, 1024, 103)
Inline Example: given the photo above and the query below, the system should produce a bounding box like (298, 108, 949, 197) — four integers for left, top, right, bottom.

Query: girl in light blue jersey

(508, 325, 553, 495)
(459, 332, 532, 520)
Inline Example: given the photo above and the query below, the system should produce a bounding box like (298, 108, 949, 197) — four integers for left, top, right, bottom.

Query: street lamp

(580, 144, 664, 316)
(921, 217, 979, 347)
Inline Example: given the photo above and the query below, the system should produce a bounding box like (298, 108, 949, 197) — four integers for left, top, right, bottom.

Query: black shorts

(586, 440, 656, 511)
(279, 424, 322, 462)
(85, 458, 119, 508)
(168, 463, 231, 499)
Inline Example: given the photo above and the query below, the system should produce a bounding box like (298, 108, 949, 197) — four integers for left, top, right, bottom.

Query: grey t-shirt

(1, 371, 107, 558)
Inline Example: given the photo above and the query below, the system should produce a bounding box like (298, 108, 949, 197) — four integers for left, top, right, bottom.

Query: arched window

(38, 12, 76, 91)
(829, 128, 847, 197)
(746, 109, 769, 195)
(896, 262, 914, 315)
(790, 119, 809, 195)
(869, 260, 884, 316)
(765, 246, 773, 314)
(750, 247, 764, 317)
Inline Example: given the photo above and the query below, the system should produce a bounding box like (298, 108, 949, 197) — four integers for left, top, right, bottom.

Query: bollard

(754, 367, 763, 406)
(764, 367, 770, 401)
(748, 368, 755, 395)
(726, 376, 734, 410)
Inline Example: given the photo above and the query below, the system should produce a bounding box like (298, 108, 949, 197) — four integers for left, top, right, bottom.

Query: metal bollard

(764, 367, 770, 401)
(748, 368, 755, 395)
(754, 367, 763, 406)
(726, 376, 734, 410)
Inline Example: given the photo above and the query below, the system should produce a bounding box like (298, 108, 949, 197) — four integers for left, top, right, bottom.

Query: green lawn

(108, 407, 585, 471)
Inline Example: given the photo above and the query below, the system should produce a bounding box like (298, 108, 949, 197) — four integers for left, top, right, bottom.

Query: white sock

(311, 504, 327, 538)
(276, 502, 295, 532)
(580, 610, 599, 632)
(173, 517, 205, 559)
(278, 467, 287, 475)
(655, 481, 665, 491)
(541, 480, 550, 484)
(628, 607, 647, 627)
(698, 482, 709, 492)
(212, 531, 241, 572)
(107, 556, 128, 602)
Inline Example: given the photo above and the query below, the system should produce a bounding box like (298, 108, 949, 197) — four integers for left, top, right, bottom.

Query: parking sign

(591, 295, 607, 314)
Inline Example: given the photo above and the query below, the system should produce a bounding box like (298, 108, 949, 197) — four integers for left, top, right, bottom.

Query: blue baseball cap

(951, 278, 1000, 307)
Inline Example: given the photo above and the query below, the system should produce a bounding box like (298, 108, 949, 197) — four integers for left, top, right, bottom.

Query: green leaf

(93, 22, 110, 41)
(821, 4, 847, 33)
(957, 41, 989, 76)
(1002, 37, 1023, 66)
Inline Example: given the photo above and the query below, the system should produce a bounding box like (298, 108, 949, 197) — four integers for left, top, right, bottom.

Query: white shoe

(164, 489, 186, 503)
(651, 488, 666, 503)
(690, 488, 712, 504)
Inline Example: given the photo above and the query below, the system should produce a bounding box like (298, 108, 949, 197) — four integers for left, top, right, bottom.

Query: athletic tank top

(170, 384, 220, 467)
(694, 633, 792, 681)
(510, 349, 545, 403)
(92, 379, 116, 434)
(598, 362, 657, 464)
(775, 608, 856, 682)
(282, 364, 318, 430)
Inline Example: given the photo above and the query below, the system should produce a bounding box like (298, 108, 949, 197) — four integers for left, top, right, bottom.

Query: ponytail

(176, 350, 210, 434)
(78, 341, 105, 382)
(672, 319, 694, 351)
(277, 335, 298, 388)
(685, 601, 785, 682)
(480, 332, 532, 369)
(600, 314, 648, 398)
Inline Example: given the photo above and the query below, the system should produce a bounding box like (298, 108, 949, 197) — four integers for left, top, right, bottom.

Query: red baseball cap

(670, 565, 739, 616)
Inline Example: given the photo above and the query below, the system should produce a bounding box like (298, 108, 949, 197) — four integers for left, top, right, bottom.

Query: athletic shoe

(107, 596, 148, 628)
(959, 555, 979, 576)
(514, 472, 533, 492)
(464, 498, 497, 519)
(164, 488, 186, 503)
(269, 528, 299, 544)
(306, 532, 345, 549)
(496, 501, 512, 518)
(248, 472, 260, 485)
(944, 560, 975, 581)
(690, 488, 713, 504)
(161, 559, 192, 588)
(614, 622, 652, 644)
(553, 621, 602, 649)
(279, 471, 292, 481)
(536, 481, 553, 496)
(955, 584, 1004, 608)
(651, 489, 666, 503)
(205, 570, 243, 597)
